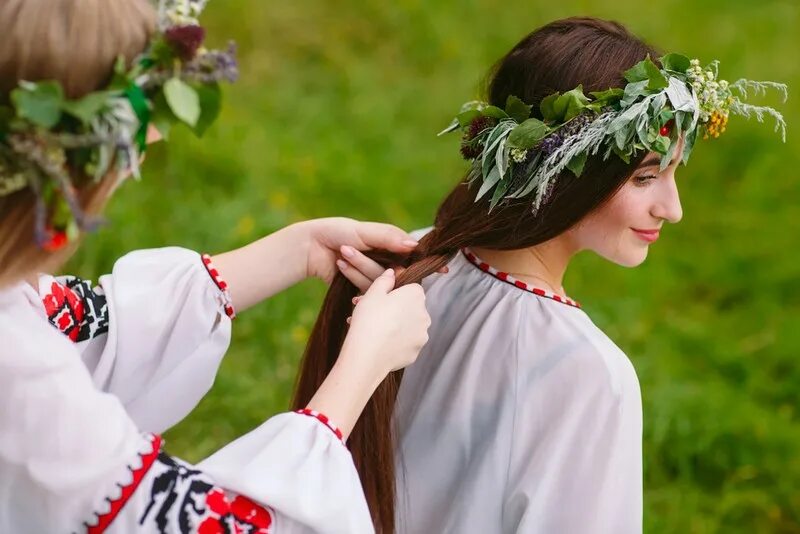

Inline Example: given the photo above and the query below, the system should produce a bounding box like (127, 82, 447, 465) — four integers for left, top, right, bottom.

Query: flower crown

(440, 54, 788, 212)
(0, 0, 237, 250)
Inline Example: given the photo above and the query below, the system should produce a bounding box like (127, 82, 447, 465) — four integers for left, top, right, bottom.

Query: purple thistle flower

(466, 116, 497, 140)
(165, 24, 206, 61)
(460, 143, 482, 160)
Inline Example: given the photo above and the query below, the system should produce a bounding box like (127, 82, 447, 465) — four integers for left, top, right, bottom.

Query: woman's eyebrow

(638, 154, 678, 169)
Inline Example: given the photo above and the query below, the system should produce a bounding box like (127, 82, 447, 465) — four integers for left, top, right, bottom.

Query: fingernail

(341, 246, 355, 258)
(336, 259, 348, 270)
(346, 316, 352, 324)
(384, 268, 395, 276)
(402, 239, 419, 247)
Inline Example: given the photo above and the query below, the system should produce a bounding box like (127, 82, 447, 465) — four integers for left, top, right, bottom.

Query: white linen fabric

(394, 246, 643, 534)
(0, 248, 373, 533)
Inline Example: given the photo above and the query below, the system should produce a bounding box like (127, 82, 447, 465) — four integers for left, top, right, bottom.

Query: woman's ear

(145, 124, 163, 145)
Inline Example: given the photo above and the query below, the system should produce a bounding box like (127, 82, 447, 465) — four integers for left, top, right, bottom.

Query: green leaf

(475, 165, 501, 201)
(589, 88, 624, 104)
(193, 83, 222, 137)
(0, 106, 13, 139)
(481, 106, 508, 120)
(624, 56, 668, 90)
(566, 152, 587, 177)
(657, 109, 674, 128)
(624, 56, 654, 82)
(507, 118, 549, 149)
(555, 85, 590, 122)
(682, 127, 699, 164)
(150, 91, 177, 140)
(612, 144, 631, 164)
(539, 92, 560, 122)
(489, 174, 512, 210)
(62, 92, 110, 124)
(11, 81, 64, 128)
(587, 87, 624, 112)
(621, 80, 650, 108)
(457, 109, 482, 127)
(125, 85, 151, 151)
(109, 56, 131, 90)
(660, 53, 691, 73)
(674, 110, 688, 134)
(505, 95, 532, 123)
(163, 78, 200, 127)
(651, 134, 671, 155)
(482, 123, 512, 177)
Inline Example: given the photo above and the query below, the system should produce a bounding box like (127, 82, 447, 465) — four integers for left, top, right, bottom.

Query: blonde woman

(0, 0, 429, 532)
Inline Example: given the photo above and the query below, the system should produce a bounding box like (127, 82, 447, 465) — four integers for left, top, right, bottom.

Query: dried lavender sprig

(8, 134, 103, 233)
(141, 43, 239, 89)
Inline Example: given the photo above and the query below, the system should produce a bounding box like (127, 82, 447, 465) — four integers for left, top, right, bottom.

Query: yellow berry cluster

(703, 111, 729, 139)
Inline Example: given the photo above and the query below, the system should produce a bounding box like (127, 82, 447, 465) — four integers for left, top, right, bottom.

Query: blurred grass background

(68, 0, 799, 531)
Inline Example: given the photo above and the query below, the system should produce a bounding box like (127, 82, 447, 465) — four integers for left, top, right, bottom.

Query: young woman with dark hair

(293, 16, 787, 533)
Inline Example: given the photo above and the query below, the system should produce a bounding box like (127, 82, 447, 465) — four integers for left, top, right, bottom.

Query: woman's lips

(632, 228, 660, 243)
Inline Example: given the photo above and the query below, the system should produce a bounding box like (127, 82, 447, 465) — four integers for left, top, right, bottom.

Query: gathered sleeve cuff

(197, 410, 373, 533)
(38, 247, 234, 434)
(0, 328, 372, 533)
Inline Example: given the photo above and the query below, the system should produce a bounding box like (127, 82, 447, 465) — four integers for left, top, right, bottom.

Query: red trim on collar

(461, 248, 581, 309)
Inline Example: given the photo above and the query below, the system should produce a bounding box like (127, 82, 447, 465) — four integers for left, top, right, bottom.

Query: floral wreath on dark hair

(0, 0, 237, 250)
(440, 54, 788, 212)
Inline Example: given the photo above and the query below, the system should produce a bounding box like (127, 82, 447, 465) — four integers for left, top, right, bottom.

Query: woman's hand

(301, 217, 420, 287)
(305, 269, 431, 438)
(211, 217, 422, 313)
(342, 268, 430, 373)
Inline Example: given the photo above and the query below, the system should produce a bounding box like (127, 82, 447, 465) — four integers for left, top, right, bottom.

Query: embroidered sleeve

(37, 248, 234, 435)
(42, 275, 109, 343)
(86, 435, 275, 534)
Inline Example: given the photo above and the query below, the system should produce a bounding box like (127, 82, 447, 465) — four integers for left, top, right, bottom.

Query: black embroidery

(138, 453, 274, 533)
(43, 276, 109, 342)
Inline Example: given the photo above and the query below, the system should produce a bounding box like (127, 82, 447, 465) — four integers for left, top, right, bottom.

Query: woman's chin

(598, 246, 649, 268)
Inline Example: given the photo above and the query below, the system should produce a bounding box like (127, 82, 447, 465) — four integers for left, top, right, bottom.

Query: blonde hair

(0, 0, 157, 288)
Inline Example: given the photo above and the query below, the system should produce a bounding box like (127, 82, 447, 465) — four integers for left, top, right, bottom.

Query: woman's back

(394, 248, 643, 533)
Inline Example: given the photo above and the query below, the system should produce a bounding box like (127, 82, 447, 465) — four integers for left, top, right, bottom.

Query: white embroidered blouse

(0, 247, 373, 534)
(394, 246, 643, 534)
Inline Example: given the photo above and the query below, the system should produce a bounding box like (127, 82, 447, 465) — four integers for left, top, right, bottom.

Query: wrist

(279, 221, 314, 281)
(335, 341, 387, 392)
(305, 348, 386, 440)
(285, 220, 317, 280)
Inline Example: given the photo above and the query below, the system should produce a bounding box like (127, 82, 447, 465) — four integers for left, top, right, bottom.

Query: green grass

(68, 1, 800, 531)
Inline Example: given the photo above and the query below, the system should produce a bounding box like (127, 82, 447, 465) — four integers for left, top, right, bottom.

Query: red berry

(660, 119, 675, 137)
(43, 231, 68, 252)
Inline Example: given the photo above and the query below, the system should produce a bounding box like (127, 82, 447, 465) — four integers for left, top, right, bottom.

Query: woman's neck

(471, 232, 579, 297)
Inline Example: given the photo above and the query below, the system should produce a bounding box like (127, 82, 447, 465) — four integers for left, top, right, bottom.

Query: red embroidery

(43, 281, 85, 342)
(42, 277, 109, 342)
(201, 254, 236, 319)
(462, 248, 581, 308)
(296, 408, 345, 443)
(87, 434, 162, 534)
(199, 488, 274, 534)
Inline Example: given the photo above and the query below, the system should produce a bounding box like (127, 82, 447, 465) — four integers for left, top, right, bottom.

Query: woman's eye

(634, 174, 657, 186)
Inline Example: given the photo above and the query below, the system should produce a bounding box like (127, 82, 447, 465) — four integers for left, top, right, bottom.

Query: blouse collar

(460, 248, 582, 309)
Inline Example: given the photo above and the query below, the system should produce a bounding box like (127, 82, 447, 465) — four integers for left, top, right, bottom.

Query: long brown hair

(292, 17, 660, 532)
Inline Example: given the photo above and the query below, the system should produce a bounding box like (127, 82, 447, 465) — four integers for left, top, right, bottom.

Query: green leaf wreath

(0, 0, 237, 249)
(441, 54, 788, 213)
